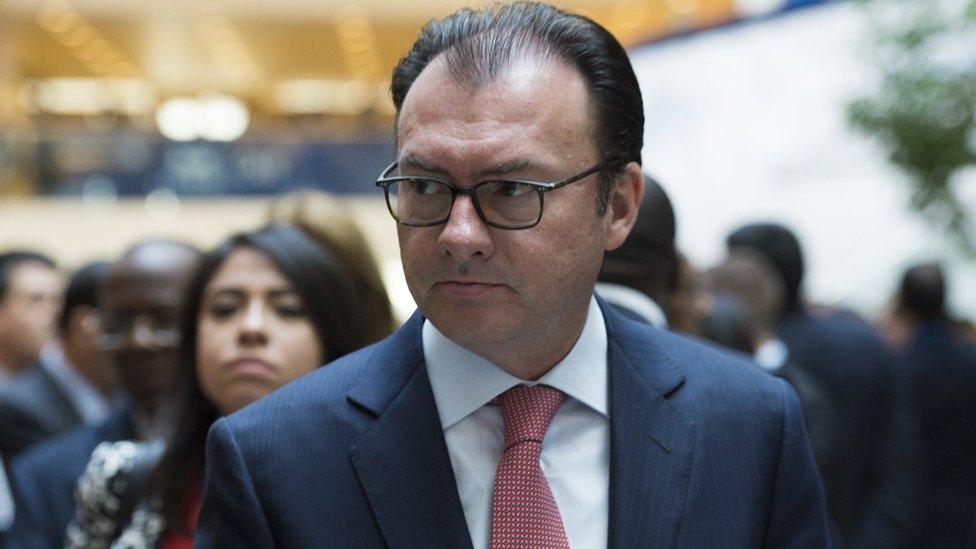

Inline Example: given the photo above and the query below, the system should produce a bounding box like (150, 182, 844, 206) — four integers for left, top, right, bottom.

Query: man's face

(396, 56, 630, 366)
(0, 262, 64, 369)
(99, 267, 187, 412)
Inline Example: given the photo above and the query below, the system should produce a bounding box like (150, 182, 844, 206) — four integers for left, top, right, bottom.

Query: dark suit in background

(0, 363, 82, 458)
(728, 222, 923, 548)
(905, 320, 976, 547)
(779, 309, 922, 547)
(3, 408, 134, 549)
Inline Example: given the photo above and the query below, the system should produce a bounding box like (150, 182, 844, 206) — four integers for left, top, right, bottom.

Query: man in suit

(596, 174, 679, 328)
(4, 241, 199, 549)
(727, 223, 923, 547)
(0, 262, 119, 458)
(196, 4, 829, 547)
(0, 251, 63, 385)
(892, 263, 976, 548)
(699, 251, 839, 496)
(0, 251, 62, 543)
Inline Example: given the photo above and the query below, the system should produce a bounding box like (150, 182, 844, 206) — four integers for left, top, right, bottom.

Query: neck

(470, 305, 589, 381)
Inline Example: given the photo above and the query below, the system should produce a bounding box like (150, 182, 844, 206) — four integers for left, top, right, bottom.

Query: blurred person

(891, 263, 976, 548)
(700, 252, 840, 502)
(65, 224, 366, 547)
(596, 173, 678, 328)
(197, 4, 829, 547)
(728, 222, 923, 548)
(667, 252, 708, 334)
(0, 261, 118, 458)
(0, 251, 63, 383)
(4, 241, 199, 549)
(268, 190, 397, 341)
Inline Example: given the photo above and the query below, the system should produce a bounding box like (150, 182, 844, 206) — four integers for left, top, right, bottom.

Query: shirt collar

(755, 338, 789, 371)
(425, 296, 609, 430)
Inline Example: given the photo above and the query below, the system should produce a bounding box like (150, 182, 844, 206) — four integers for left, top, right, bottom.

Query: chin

(427, 305, 520, 349)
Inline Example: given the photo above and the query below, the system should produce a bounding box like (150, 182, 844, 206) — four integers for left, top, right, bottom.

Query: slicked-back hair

(390, 1, 644, 214)
(0, 251, 56, 303)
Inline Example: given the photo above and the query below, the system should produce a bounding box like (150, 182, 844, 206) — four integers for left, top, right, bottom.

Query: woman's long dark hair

(147, 223, 366, 531)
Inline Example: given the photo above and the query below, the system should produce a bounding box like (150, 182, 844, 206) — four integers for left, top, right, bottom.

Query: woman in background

(66, 224, 366, 548)
(268, 190, 398, 342)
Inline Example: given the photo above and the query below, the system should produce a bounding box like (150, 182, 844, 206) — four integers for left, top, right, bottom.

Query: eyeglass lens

(96, 312, 180, 350)
(389, 178, 541, 228)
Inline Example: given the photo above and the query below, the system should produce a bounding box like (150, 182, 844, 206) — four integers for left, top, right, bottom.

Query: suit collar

(602, 301, 695, 549)
(346, 302, 695, 549)
(347, 311, 473, 548)
(346, 310, 427, 416)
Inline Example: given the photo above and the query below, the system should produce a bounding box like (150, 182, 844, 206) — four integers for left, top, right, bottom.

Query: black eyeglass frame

(374, 156, 628, 230)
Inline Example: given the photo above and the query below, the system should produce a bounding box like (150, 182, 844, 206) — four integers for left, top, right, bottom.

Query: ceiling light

(156, 98, 199, 141)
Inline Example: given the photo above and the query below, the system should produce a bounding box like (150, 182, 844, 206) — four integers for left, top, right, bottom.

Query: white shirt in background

(595, 281, 668, 329)
(41, 345, 114, 425)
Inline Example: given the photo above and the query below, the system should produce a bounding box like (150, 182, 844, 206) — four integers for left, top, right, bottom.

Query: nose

(239, 301, 268, 346)
(436, 194, 494, 263)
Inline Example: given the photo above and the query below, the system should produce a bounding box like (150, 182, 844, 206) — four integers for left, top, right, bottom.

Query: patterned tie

(490, 384, 570, 549)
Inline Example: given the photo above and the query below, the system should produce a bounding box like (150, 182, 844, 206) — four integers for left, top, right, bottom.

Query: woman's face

(196, 247, 324, 416)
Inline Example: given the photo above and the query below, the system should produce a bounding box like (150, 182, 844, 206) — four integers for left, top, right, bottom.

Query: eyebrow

(208, 287, 299, 299)
(399, 154, 543, 180)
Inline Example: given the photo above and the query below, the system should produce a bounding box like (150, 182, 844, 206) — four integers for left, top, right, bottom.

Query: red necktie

(490, 384, 570, 549)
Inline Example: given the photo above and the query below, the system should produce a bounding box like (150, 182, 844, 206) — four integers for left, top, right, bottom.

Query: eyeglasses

(95, 312, 180, 351)
(375, 157, 627, 230)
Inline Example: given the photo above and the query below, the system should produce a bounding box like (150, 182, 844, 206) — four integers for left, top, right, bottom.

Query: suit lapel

(348, 313, 473, 549)
(604, 304, 696, 549)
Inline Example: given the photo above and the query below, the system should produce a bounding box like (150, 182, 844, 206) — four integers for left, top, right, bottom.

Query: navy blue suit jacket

(779, 309, 923, 547)
(906, 321, 976, 547)
(196, 303, 829, 548)
(4, 409, 134, 549)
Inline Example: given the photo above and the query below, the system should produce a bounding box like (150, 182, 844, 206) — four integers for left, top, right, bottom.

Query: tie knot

(495, 384, 565, 448)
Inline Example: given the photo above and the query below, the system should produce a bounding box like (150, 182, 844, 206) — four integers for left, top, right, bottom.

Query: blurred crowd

(0, 180, 974, 548)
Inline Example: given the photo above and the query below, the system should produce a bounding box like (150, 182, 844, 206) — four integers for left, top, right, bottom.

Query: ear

(604, 162, 644, 251)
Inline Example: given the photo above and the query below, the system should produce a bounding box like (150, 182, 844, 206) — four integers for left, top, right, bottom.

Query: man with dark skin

(5, 241, 199, 549)
(96, 242, 200, 438)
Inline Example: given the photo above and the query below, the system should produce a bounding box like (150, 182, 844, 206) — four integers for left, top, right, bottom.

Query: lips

(435, 280, 506, 299)
(225, 358, 276, 377)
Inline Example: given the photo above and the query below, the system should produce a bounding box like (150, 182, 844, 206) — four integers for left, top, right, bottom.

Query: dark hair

(726, 222, 805, 316)
(0, 251, 56, 302)
(390, 1, 644, 214)
(58, 261, 110, 334)
(898, 262, 946, 321)
(599, 173, 678, 304)
(148, 224, 366, 530)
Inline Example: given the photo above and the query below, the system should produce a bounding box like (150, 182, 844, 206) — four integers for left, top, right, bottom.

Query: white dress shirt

(424, 296, 609, 549)
(0, 456, 12, 531)
(755, 338, 790, 372)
